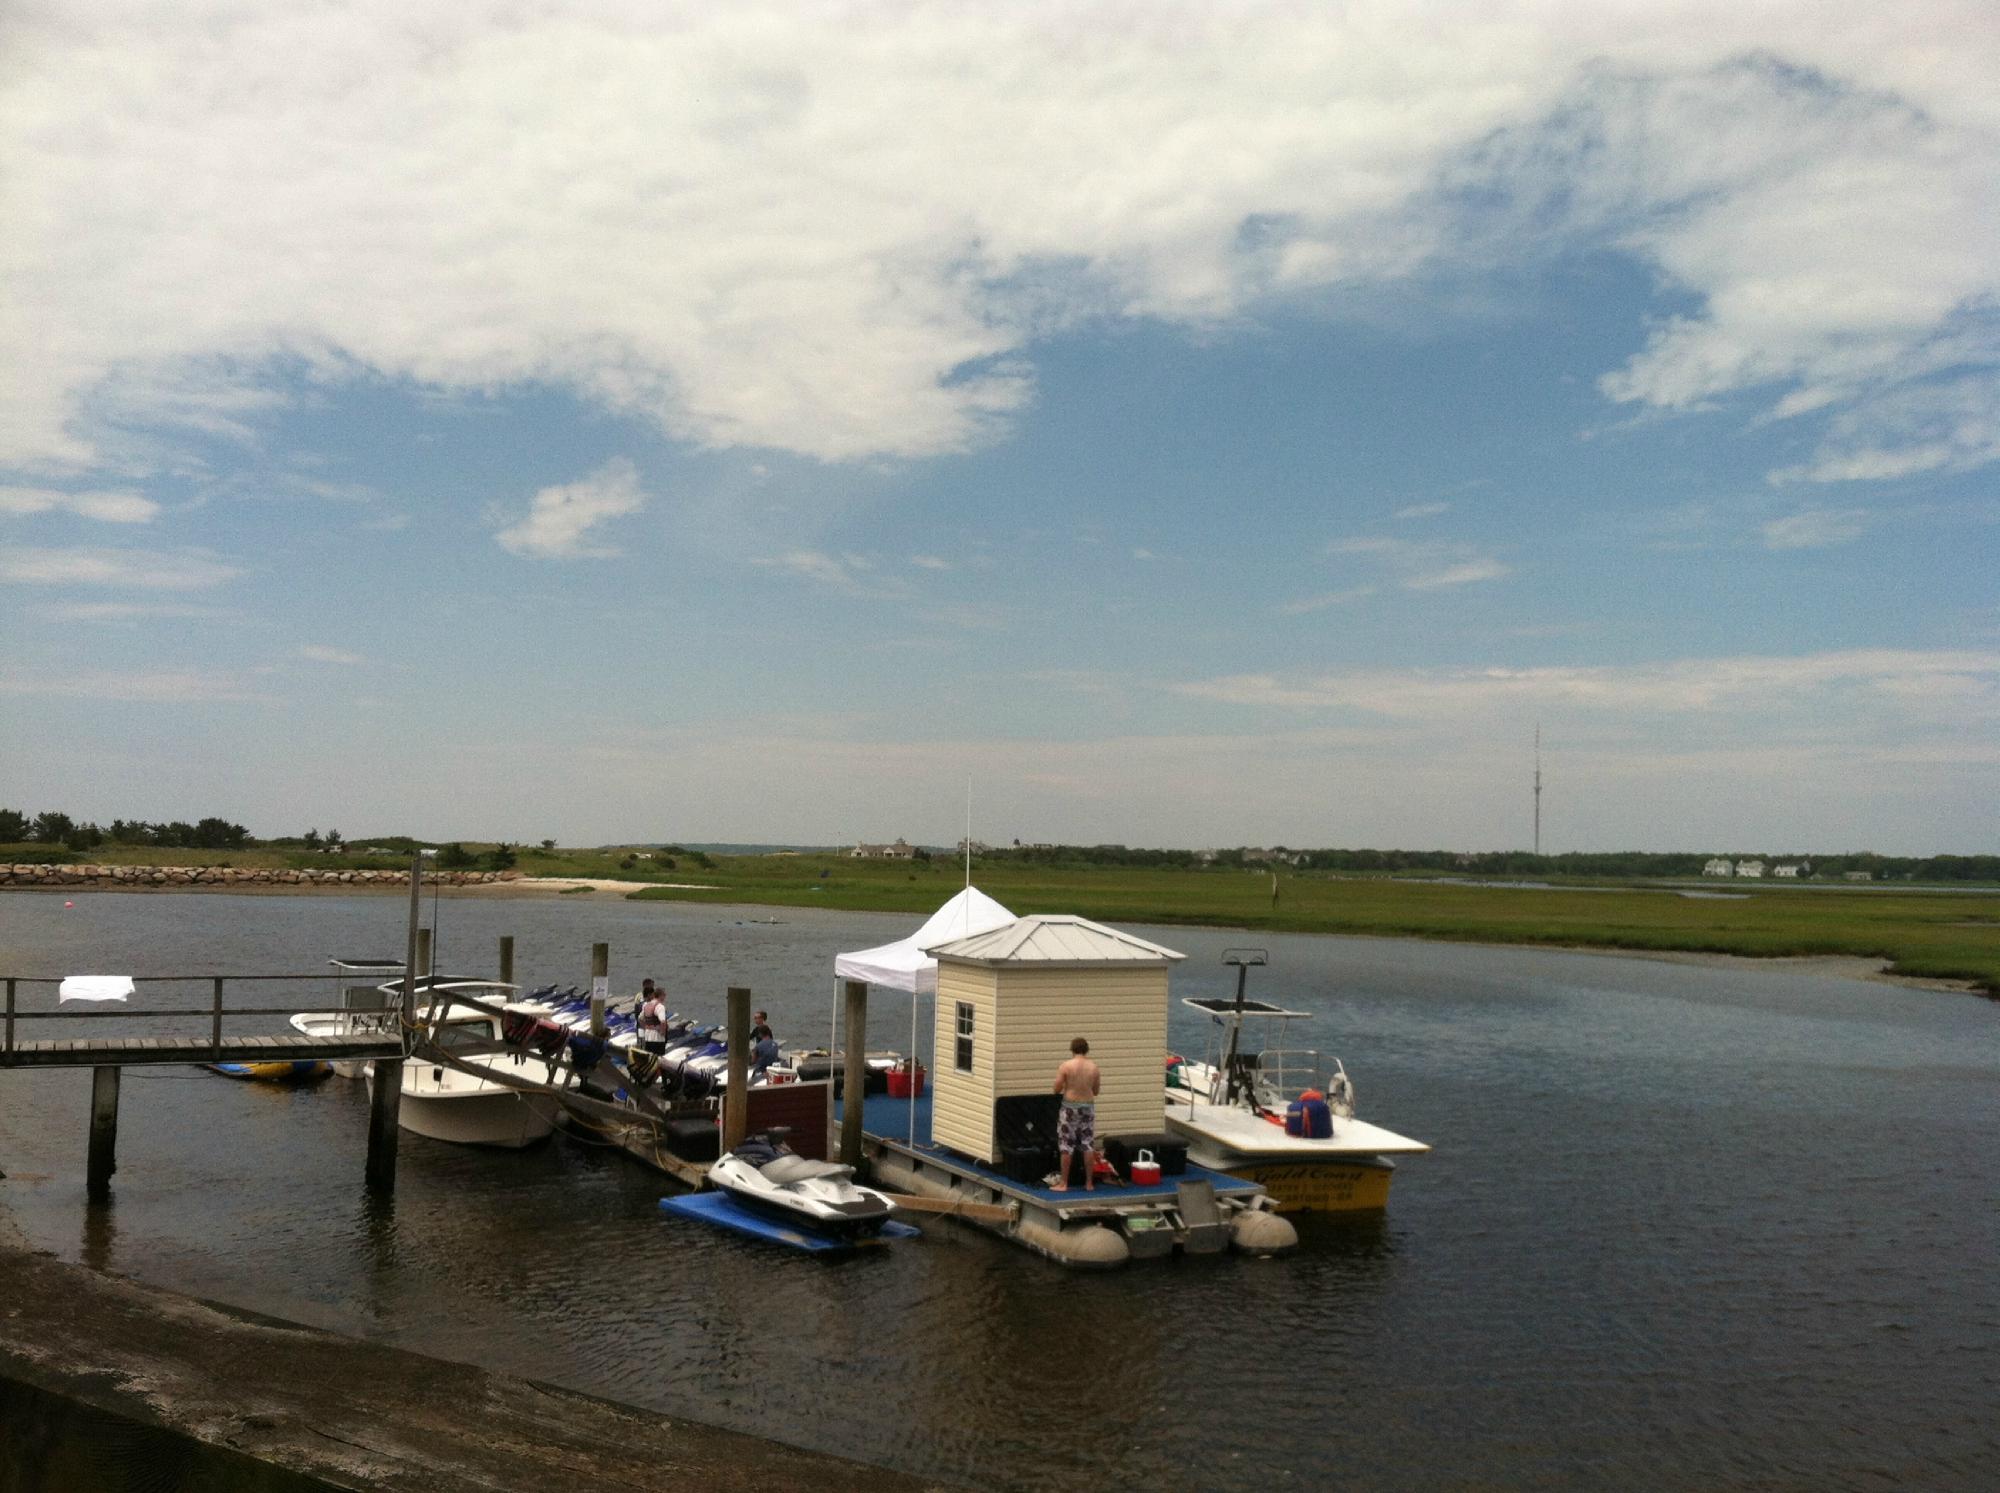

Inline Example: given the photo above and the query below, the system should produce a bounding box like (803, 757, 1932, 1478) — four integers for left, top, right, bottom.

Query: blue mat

(659, 1190, 920, 1253)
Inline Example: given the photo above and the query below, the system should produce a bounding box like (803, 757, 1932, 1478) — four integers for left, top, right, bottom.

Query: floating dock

(660, 1191, 921, 1253)
(851, 1093, 1296, 1268)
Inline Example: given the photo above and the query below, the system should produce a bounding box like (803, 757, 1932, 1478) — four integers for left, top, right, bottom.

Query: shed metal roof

(924, 914, 1185, 967)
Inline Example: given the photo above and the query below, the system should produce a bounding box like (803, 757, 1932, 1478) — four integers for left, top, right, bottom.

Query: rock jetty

(0, 863, 520, 889)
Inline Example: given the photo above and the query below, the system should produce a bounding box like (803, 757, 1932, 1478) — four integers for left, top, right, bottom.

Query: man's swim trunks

(1059, 1100, 1095, 1154)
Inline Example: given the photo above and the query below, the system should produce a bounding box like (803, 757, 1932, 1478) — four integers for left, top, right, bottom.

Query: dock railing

(0, 973, 414, 1063)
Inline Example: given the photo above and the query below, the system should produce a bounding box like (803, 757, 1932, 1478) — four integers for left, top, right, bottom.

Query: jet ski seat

(760, 1155, 854, 1185)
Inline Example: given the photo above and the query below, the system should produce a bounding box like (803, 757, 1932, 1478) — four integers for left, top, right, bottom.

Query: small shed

(923, 914, 1184, 1165)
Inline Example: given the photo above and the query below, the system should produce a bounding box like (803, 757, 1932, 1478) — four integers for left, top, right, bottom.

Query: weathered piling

(365, 1059, 402, 1193)
(724, 986, 750, 1150)
(498, 934, 514, 988)
(86, 1065, 120, 1198)
(840, 978, 867, 1166)
(589, 941, 609, 1036)
(416, 927, 433, 978)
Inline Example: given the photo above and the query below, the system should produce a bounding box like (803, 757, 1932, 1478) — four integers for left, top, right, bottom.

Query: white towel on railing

(58, 975, 135, 1003)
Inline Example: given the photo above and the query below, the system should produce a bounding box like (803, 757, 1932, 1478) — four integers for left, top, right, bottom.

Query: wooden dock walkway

(0, 1031, 403, 1068)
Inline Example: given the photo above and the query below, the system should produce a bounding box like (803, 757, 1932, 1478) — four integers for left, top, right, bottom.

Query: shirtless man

(1052, 1037, 1101, 1192)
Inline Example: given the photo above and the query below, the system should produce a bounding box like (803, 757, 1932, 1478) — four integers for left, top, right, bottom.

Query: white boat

(708, 1134, 899, 1239)
(368, 979, 557, 1149)
(288, 956, 405, 1078)
(1164, 950, 1428, 1213)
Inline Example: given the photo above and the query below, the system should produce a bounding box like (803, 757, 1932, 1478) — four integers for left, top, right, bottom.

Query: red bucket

(886, 1062, 926, 1099)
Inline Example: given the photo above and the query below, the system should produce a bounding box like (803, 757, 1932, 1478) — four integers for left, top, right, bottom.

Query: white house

(1735, 859, 1766, 878)
(1702, 858, 1734, 877)
(1773, 864, 1801, 878)
(1844, 870, 1872, 882)
(851, 838, 917, 860)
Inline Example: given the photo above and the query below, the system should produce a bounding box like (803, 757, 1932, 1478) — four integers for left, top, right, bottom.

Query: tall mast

(1533, 724, 1543, 859)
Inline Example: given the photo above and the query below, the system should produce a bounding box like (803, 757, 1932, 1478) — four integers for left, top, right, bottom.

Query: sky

(1, 1, 1996, 854)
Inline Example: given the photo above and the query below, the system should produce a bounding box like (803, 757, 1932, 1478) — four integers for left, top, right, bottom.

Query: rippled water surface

(3, 892, 1997, 1490)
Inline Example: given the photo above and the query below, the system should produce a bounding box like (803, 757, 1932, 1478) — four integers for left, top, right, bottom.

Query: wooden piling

(5, 977, 15, 1055)
(589, 942, 609, 1037)
(723, 986, 751, 1151)
(840, 979, 868, 1167)
(498, 936, 515, 989)
(87, 1066, 120, 1198)
(417, 928, 434, 978)
(366, 1059, 402, 1193)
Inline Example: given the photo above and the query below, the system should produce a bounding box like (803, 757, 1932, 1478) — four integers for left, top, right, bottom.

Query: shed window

(954, 1002, 975, 1072)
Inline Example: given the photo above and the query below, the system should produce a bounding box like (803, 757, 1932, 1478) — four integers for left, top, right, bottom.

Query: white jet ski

(708, 1134, 899, 1239)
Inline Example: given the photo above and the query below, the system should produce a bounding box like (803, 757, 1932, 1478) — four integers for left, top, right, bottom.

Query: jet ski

(708, 1133, 899, 1239)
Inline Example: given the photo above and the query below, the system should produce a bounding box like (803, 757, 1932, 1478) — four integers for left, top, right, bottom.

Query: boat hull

(1198, 1154, 1395, 1213)
(370, 1060, 556, 1149)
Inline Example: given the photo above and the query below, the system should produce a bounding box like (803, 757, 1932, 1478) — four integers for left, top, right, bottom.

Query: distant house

(1703, 858, 1734, 877)
(1735, 859, 1766, 878)
(955, 838, 990, 857)
(851, 838, 917, 860)
(1772, 864, 1801, 878)
(1844, 870, 1872, 882)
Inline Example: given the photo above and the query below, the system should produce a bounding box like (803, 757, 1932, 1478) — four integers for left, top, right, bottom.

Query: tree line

(979, 843, 2000, 884)
(0, 810, 249, 851)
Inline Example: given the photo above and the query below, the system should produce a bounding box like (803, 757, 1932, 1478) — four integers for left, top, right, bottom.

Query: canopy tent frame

(829, 885, 1015, 1147)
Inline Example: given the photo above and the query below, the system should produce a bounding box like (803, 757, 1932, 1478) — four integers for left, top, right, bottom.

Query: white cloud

(3, 4, 1996, 483)
(45, 600, 233, 621)
(1404, 558, 1510, 590)
(1279, 586, 1375, 616)
(495, 459, 645, 559)
(0, 546, 241, 589)
(299, 644, 363, 665)
(1323, 535, 1509, 591)
(0, 485, 159, 523)
(1173, 648, 2000, 725)
(752, 549, 897, 597)
(0, 668, 268, 702)
(1761, 508, 1869, 550)
(1393, 502, 1449, 520)
(910, 554, 954, 570)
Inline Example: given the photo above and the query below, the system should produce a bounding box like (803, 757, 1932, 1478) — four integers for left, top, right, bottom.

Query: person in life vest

(637, 979, 670, 1054)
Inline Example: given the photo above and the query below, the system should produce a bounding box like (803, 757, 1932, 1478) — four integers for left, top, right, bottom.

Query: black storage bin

(1001, 1143, 1054, 1185)
(1104, 1133, 1189, 1179)
(994, 1093, 1061, 1152)
(663, 1115, 720, 1162)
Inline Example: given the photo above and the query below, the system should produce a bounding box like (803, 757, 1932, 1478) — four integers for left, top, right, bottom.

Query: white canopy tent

(831, 885, 1015, 1146)
(833, 885, 1016, 994)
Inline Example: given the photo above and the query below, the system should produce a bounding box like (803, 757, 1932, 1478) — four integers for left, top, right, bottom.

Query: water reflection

(80, 1198, 117, 1272)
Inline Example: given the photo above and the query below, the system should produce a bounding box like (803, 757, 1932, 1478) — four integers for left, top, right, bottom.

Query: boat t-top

(1163, 949, 1428, 1213)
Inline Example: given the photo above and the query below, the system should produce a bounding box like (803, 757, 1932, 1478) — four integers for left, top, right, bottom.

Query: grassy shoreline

(14, 847, 1997, 994)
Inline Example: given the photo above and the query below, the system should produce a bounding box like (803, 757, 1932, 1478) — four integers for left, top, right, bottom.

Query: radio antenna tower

(1533, 724, 1543, 858)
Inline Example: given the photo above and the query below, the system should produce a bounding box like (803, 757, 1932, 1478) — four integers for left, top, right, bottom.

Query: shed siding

(989, 966, 1169, 1149)
(929, 962, 998, 1160)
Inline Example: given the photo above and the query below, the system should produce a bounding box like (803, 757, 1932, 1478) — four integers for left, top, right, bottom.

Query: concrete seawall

(0, 863, 519, 890)
(0, 1245, 944, 1492)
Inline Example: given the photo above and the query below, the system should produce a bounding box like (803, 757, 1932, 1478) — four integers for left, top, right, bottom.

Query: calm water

(2, 892, 1997, 1490)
